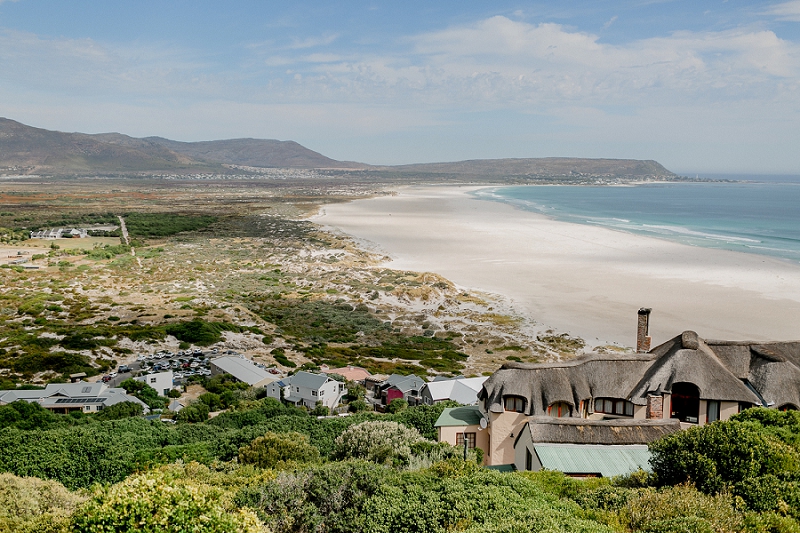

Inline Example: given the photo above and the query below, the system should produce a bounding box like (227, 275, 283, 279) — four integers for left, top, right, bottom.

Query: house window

(707, 400, 720, 423)
(504, 396, 525, 413)
(525, 448, 533, 471)
(547, 402, 571, 418)
(594, 398, 634, 417)
(319, 390, 324, 396)
(312, 390, 317, 396)
(296, 387, 300, 393)
(779, 404, 798, 411)
(456, 432, 476, 449)
(150, 378, 157, 384)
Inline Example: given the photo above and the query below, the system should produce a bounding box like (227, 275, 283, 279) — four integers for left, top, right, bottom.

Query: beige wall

(720, 401, 739, 421)
(437, 424, 490, 465)
(486, 411, 529, 466)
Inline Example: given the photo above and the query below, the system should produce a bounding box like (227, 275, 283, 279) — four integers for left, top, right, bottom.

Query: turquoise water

(476, 177, 800, 263)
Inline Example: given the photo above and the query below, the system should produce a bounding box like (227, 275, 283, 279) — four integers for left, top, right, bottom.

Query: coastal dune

(317, 186, 800, 348)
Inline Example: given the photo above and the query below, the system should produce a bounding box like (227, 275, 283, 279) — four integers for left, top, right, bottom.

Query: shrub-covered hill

(1, 401, 800, 532)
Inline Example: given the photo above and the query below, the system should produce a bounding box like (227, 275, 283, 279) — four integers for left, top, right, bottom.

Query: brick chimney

(636, 308, 652, 353)
(646, 393, 663, 419)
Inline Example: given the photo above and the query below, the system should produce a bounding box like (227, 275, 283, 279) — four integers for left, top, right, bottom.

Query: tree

(334, 420, 424, 464)
(94, 401, 144, 421)
(238, 431, 320, 469)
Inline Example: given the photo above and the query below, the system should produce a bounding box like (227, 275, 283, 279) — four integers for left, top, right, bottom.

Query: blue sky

(1, 1, 799, 173)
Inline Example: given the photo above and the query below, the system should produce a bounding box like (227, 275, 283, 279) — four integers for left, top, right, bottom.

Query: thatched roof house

(477, 316, 800, 467)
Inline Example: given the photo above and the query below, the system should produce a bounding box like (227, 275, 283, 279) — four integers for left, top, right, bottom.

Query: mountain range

(0, 117, 676, 179)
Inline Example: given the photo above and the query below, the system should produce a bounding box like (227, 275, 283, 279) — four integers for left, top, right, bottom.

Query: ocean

(476, 176, 800, 264)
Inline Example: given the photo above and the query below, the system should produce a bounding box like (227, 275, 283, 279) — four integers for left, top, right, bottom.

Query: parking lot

(100, 348, 242, 388)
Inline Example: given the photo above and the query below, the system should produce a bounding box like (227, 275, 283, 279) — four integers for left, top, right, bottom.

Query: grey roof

(290, 371, 330, 390)
(0, 383, 148, 412)
(479, 331, 794, 416)
(387, 375, 425, 393)
(519, 417, 680, 446)
(422, 377, 488, 404)
(211, 356, 274, 386)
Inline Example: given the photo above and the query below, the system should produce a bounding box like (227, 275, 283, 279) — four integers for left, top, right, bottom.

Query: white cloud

(765, 0, 800, 21)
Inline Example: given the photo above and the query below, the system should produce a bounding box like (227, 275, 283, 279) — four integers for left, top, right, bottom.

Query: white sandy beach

(316, 185, 800, 348)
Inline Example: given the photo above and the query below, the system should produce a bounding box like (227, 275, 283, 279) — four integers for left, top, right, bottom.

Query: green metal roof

(434, 406, 483, 427)
(485, 464, 516, 472)
(533, 444, 651, 478)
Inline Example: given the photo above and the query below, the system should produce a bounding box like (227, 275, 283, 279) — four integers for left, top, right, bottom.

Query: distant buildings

(209, 356, 277, 388)
(29, 225, 119, 239)
(0, 382, 149, 414)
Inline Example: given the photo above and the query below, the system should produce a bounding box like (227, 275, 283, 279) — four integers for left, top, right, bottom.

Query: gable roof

(290, 371, 330, 390)
(388, 375, 425, 393)
(532, 444, 652, 477)
(210, 356, 275, 386)
(423, 376, 488, 404)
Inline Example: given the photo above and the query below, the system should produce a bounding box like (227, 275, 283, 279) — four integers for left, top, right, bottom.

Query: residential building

(513, 417, 679, 476)
(266, 376, 291, 402)
(420, 376, 488, 405)
(0, 382, 149, 414)
(284, 371, 347, 410)
(472, 309, 800, 467)
(379, 374, 425, 405)
(209, 356, 277, 388)
(434, 405, 490, 459)
(135, 371, 174, 396)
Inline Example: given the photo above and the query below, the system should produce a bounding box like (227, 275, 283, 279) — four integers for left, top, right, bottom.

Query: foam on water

(475, 179, 800, 263)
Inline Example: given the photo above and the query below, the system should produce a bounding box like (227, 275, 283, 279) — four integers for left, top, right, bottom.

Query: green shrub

(70, 468, 263, 532)
(0, 472, 86, 533)
(238, 431, 320, 469)
(334, 420, 424, 465)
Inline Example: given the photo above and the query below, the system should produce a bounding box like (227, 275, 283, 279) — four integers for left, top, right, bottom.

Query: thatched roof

(480, 330, 800, 415)
(518, 417, 680, 445)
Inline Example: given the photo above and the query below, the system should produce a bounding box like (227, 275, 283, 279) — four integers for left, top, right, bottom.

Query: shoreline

(315, 185, 800, 348)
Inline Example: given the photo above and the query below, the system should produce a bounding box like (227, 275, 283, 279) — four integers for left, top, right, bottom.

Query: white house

(135, 371, 175, 396)
(284, 371, 347, 410)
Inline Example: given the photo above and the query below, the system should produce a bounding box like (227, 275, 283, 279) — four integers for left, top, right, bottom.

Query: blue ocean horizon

(475, 175, 800, 264)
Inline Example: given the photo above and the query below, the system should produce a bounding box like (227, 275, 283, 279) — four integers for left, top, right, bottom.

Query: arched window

(779, 404, 798, 411)
(594, 398, 634, 417)
(671, 382, 700, 423)
(504, 396, 525, 413)
(547, 401, 571, 418)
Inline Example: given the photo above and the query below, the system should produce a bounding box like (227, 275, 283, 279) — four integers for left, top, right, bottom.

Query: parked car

(102, 375, 111, 383)
(119, 365, 130, 373)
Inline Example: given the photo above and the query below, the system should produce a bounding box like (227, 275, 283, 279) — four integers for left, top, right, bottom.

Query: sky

(1, 1, 799, 174)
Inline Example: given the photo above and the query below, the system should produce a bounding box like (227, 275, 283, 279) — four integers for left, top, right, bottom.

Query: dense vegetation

(122, 212, 218, 238)
(0, 396, 799, 532)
